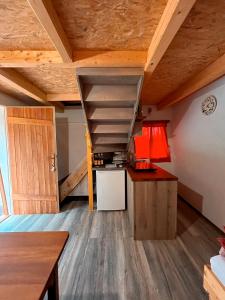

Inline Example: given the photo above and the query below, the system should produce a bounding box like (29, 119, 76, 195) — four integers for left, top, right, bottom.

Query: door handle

(50, 154, 56, 172)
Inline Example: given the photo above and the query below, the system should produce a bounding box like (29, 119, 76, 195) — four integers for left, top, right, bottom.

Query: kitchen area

(75, 67, 178, 241)
(92, 141, 178, 241)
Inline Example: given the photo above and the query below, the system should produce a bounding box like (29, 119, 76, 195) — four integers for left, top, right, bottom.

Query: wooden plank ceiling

(0, 0, 225, 110)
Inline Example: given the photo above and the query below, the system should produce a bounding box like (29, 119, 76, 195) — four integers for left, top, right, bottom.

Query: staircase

(76, 68, 144, 152)
(59, 158, 87, 202)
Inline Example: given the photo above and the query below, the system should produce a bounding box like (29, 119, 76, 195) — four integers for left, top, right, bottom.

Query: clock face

(202, 96, 217, 115)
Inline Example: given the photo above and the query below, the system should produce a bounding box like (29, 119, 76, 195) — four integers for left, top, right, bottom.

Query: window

(134, 121, 171, 162)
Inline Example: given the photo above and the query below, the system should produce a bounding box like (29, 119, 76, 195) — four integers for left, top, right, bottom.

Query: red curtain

(133, 135, 150, 159)
(134, 121, 171, 162)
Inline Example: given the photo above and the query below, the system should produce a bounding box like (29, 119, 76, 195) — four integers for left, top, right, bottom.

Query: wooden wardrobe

(0, 106, 59, 214)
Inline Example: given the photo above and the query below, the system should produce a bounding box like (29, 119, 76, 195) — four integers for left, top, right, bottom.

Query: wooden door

(6, 107, 59, 214)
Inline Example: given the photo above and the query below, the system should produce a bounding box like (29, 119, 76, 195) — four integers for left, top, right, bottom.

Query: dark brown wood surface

(127, 164, 178, 181)
(0, 231, 69, 300)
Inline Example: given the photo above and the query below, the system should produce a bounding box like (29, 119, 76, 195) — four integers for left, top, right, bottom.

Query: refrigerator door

(96, 170, 125, 210)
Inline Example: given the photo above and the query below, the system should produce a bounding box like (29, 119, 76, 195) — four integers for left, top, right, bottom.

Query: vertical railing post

(86, 130, 94, 211)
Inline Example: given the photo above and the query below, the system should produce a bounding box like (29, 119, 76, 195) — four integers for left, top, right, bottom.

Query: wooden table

(127, 165, 178, 240)
(204, 265, 225, 300)
(0, 231, 69, 300)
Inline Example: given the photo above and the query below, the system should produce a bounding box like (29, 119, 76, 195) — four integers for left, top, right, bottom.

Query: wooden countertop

(93, 167, 126, 171)
(127, 164, 178, 182)
(0, 231, 69, 300)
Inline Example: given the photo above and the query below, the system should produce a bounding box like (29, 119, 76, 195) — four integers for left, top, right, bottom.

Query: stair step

(59, 158, 87, 202)
(93, 144, 127, 153)
(76, 68, 143, 85)
(84, 85, 137, 102)
(88, 107, 133, 121)
(91, 123, 130, 134)
(93, 134, 128, 145)
(76, 67, 144, 149)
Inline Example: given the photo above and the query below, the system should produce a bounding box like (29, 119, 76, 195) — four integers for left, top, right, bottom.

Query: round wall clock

(201, 95, 217, 115)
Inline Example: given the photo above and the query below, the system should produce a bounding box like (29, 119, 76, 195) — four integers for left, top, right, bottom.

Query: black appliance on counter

(130, 160, 157, 172)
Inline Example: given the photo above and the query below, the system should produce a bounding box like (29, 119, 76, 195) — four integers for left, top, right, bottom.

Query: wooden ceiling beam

(0, 68, 64, 111)
(47, 93, 81, 102)
(0, 51, 62, 67)
(73, 51, 146, 68)
(0, 50, 146, 68)
(27, 0, 72, 63)
(145, 0, 196, 73)
(158, 53, 225, 110)
(0, 69, 47, 103)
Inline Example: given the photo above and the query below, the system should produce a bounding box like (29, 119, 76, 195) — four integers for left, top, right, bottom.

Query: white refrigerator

(96, 170, 125, 210)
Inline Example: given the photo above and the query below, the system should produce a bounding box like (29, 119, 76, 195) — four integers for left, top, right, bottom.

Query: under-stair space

(76, 68, 144, 153)
(59, 158, 87, 202)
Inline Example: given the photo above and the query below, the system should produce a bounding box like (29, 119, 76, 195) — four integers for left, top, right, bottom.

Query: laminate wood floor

(0, 199, 222, 300)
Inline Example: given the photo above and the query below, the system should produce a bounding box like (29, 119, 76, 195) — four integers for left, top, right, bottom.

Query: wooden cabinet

(127, 171, 134, 236)
(127, 166, 178, 240)
(0, 106, 59, 214)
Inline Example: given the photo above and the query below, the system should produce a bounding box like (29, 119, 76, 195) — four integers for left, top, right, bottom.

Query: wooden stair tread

(84, 85, 137, 102)
(91, 124, 130, 134)
(93, 144, 127, 153)
(93, 134, 128, 144)
(76, 67, 144, 77)
(88, 107, 133, 121)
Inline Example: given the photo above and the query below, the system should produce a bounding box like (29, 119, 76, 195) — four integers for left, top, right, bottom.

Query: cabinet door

(96, 170, 125, 210)
(7, 107, 59, 214)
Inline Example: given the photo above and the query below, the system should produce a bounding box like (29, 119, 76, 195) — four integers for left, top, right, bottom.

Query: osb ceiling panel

(17, 67, 78, 93)
(0, 0, 53, 50)
(54, 0, 167, 50)
(142, 0, 225, 104)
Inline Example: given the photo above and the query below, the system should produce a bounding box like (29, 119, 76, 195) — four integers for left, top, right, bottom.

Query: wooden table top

(0, 231, 69, 300)
(127, 165, 178, 182)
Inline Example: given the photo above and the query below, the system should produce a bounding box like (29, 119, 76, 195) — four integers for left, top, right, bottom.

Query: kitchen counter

(92, 167, 126, 171)
(126, 164, 177, 181)
(127, 165, 178, 240)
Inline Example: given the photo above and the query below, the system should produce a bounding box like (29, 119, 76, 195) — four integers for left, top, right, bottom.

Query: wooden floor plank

(0, 199, 221, 300)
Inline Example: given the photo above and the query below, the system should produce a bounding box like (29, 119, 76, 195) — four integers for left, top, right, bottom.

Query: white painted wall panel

(171, 76, 225, 230)
(56, 108, 88, 196)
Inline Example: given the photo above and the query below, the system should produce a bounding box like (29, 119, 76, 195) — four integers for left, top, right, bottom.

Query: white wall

(56, 108, 88, 196)
(0, 93, 25, 214)
(0, 106, 13, 213)
(171, 76, 225, 230)
(0, 92, 24, 106)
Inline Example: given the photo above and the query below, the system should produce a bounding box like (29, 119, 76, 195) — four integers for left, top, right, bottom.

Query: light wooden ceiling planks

(27, 0, 73, 62)
(142, 0, 225, 104)
(0, 0, 53, 50)
(0, 0, 225, 108)
(54, 0, 167, 50)
(16, 66, 78, 93)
